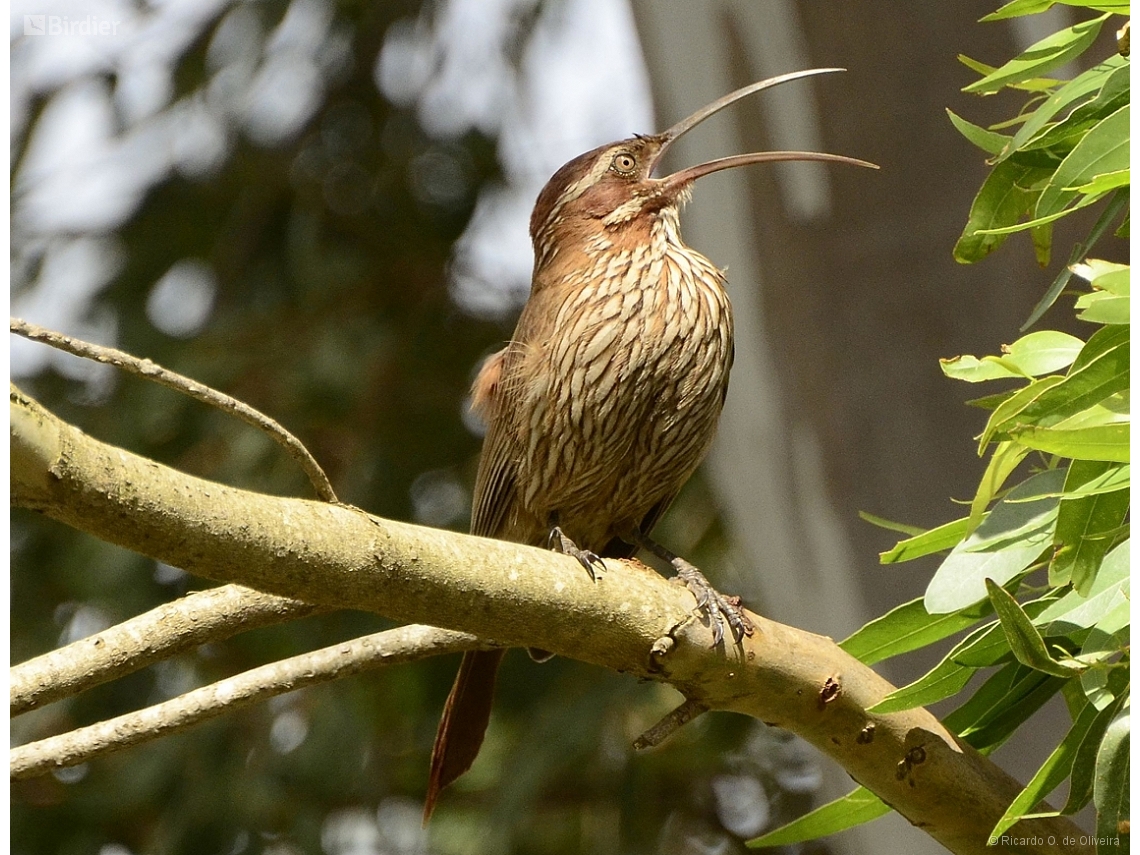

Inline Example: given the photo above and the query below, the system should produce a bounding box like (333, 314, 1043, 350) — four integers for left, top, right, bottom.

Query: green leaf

(868, 655, 974, 714)
(1051, 463, 1129, 499)
(967, 390, 1021, 410)
(1006, 330, 1088, 375)
(963, 15, 1109, 94)
(968, 441, 1032, 535)
(1079, 597, 1131, 708)
(1037, 538, 1130, 632)
(943, 329, 1087, 382)
(1056, 0, 1130, 10)
(953, 592, 1063, 667)
(745, 786, 889, 848)
(1083, 596, 1131, 657)
(1071, 168, 1130, 195)
(989, 110, 1043, 131)
(940, 354, 1027, 382)
(951, 620, 1014, 668)
(839, 596, 989, 665)
(980, 375, 1067, 450)
(1031, 221, 1053, 266)
(946, 662, 1067, 752)
(857, 510, 925, 536)
(880, 517, 969, 564)
(1065, 695, 1129, 814)
(1000, 57, 1129, 159)
(982, 0, 1130, 20)
(982, 0, 1060, 20)
(975, 190, 1103, 234)
(1093, 708, 1130, 852)
(989, 698, 1103, 837)
(1058, 397, 1130, 437)
(1085, 664, 1129, 719)
(1075, 291, 1130, 324)
(1073, 582, 1130, 635)
(1072, 259, 1130, 295)
(1073, 260, 1131, 322)
(868, 614, 1015, 713)
(1036, 103, 1130, 218)
(1065, 321, 1125, 372)
(873, 599, 1062, 717)
(1023, 62, 1131, 155)
(957, 54, 1062, 92)
(1012, 422, 1129, 462)
(925, 469, 1064, 613)
(954, 160, 1054, 263)
(947, 109, 1011, 155)
(989, 324, 1129, 440)
(1022, 190, 1130, 330)
(986, 579, 1082, 676)
(1050, 459, 1130, 591)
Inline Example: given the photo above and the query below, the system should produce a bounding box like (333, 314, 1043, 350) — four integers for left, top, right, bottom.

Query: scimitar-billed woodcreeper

(424, 67, 877, 819)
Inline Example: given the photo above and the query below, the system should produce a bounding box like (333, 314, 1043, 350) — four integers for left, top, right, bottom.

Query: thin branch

(9, 318, 338, 502)
(12, 585, 325, 716)
(11, 624, 485, 780)
(633, 697, 708, 749)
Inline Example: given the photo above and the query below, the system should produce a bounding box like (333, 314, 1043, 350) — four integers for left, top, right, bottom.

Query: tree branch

(632, 697, 709, 749)
(9, 385, 1092, 855)
(11, 624, 484, 779)
(11, 584, 323, 716)
(10, 317, 338, 502)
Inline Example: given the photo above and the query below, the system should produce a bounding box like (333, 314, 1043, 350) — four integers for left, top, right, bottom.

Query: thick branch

(11, 624, 483, 779)
(11, 584, 322, 716)
(10, 386, 1091, 855)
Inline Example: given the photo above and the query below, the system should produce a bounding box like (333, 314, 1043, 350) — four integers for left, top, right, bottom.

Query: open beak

(650, 68, 878, 195)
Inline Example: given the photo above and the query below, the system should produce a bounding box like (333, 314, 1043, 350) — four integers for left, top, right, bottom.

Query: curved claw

(549, 525, 606, 581)
(673, 560, 754, 646)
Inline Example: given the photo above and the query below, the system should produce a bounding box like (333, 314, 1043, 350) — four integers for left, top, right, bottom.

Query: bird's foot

(671, 558, 754, 646)
(548, 525, 606, 581)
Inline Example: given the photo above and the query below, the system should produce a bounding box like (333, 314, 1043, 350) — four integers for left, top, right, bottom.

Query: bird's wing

(468, 285, 566, 542)
(468, 346, 521, 540)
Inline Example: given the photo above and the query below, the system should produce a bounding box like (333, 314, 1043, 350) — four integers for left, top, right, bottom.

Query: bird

(423, 68, 876, 820)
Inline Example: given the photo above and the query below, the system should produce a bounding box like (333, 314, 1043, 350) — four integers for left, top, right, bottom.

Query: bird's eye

(610, 152, 637, 175)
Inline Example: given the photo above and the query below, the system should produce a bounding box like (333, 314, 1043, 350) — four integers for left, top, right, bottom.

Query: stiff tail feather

(423, 648, 506, 822)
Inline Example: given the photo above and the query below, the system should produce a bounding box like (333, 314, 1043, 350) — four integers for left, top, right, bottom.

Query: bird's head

(529, 68, 876, 266)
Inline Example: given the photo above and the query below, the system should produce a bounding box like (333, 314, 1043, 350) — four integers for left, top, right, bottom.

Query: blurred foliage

(752, 3, 1130, 849)
(11, 2, 810, 854)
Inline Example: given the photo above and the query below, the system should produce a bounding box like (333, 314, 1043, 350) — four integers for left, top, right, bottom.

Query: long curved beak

(650, 68, 878, 193)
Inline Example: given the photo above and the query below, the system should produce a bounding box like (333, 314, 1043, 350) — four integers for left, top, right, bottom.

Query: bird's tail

(423, 648, 506, 822)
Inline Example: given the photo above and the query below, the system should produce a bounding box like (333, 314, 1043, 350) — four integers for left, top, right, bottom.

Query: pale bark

(11, 584, 321, 716)
(12, 624, 483, 778)
(10, 385, 1091, 855)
